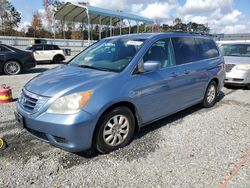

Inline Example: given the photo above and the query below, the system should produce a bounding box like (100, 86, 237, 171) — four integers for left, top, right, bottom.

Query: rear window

(172, 37, 197, 65)
(220, 44, 250, 57)
(196, 38, 219, 60)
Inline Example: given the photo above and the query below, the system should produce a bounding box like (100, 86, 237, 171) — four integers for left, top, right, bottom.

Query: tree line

(0, 0, 210, 40)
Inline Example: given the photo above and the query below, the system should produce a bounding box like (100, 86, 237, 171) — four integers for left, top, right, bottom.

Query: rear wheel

(202, 80, 218, 108)
(94, 107, 135, 154)
(53, 55, 64, 64)
(3, 61, 21, 75)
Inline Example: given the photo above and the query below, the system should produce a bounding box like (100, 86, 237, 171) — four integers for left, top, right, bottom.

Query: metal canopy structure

(54, 2, 154, 43)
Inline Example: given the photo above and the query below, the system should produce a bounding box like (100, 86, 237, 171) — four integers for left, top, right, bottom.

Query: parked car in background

(220, 42, 250, 88)
(0, 44, 36, 75)
(26, 44, 65, 64)
(15, 33, 225, 154)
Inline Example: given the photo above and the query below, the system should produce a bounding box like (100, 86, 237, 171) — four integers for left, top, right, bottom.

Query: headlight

(236, 64, 250, 71)
(47, 91, 93, 114)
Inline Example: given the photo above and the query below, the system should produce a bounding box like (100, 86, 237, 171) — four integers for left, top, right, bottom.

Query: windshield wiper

(79, 65, 113, 72)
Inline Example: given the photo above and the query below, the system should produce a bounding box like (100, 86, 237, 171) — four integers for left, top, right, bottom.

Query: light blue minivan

(15, 33, 225, 153)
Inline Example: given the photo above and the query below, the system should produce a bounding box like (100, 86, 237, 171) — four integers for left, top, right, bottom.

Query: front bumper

(16, 102, 97, 152)
(225, 69, 250, 85)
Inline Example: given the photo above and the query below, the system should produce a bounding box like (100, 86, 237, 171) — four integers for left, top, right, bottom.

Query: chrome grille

(19, 89, 47, 113)
(225, 64, 236, 72)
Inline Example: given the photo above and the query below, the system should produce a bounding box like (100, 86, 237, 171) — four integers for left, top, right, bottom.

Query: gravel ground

(0, 63, 249, 188)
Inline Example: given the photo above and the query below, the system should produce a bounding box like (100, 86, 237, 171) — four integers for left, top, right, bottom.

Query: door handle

(171, 72, 178, 77)
(184, 70, 190, 74)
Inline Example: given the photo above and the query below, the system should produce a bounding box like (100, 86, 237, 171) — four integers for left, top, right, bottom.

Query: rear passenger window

(172, 37, 197, 65)
(196, 38, 219, 59)
(34, 45, 43, 51)
(44, 45, 53, 50)
(143, 38, 176, 69)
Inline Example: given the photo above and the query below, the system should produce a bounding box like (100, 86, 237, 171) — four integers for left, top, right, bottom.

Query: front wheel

(3, 61, 21, 75)
(94, 107, 135, 154)
(202, 80, 218, 108)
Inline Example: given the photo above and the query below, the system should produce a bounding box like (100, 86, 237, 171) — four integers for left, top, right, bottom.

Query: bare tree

(43, 0, 54, 37)
(27, 11, 43, 37)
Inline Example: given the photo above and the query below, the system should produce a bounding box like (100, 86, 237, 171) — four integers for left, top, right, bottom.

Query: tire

(94, 106, 135, 154)
(3, 61, 21, 75)
(53, 55, 64, 64)
(202, 80, 218, 108)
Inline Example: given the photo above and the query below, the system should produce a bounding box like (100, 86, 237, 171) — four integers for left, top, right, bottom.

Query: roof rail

(171, 30, 212, 36)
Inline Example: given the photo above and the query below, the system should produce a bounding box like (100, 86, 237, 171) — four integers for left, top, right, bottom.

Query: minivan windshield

(69, 38, 145, 72)
(220, 44, 250, 57)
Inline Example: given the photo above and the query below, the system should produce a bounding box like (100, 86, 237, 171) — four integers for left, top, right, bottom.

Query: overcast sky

(11, 0, 250, 34)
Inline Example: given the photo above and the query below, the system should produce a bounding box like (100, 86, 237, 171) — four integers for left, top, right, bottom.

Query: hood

(224, 56, 250, 65)
(25, 65, 116, 97)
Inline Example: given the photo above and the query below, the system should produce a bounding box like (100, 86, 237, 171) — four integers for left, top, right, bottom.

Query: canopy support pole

(63, 19, 66, 39)
(53, 17, 56, 41)
(87, 13, 90, 45)
(152, 24, 154, 33)
(128, 20, 131, 34)
(144, 24, 146, 32)
(91, 24, 92, 40)
(72, 21, 75, 39)
(119, 18, 122, 35)
(137, 21, 139, 33)
(110, 17, 112, 37)
(99, 15, 102, 40)
(81, 18, 84, 41)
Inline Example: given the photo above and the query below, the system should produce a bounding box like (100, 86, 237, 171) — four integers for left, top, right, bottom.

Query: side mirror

(143, 61, 161, 72)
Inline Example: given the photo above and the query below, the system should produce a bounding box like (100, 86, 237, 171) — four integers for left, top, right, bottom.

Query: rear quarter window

(53, 45, 60, 50)
(196, 38, 219, 60)
(172, 37, 198, 65)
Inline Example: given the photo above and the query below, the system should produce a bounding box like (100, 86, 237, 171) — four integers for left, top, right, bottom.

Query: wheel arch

(92, 101, 142, 147)
(53, 54, 65, 61)
(205, 77, 219, 92)
(211, 77, 219, 87)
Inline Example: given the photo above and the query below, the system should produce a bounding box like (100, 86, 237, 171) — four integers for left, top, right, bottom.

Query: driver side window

(143, 38, 176, 69)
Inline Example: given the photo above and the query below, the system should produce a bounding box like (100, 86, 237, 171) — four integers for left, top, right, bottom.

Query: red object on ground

(0, 84, 13, 103)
